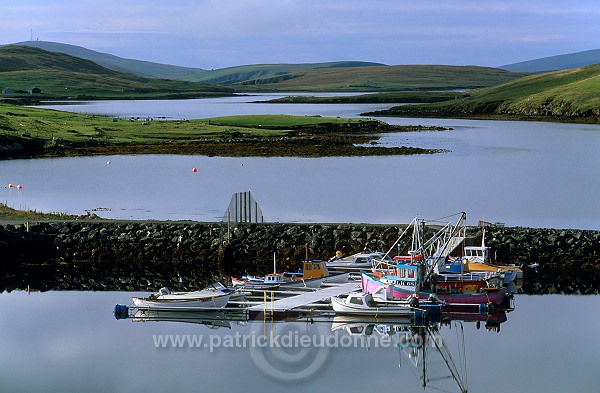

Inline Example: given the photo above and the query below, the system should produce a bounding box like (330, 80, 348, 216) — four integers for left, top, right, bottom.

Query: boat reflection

(128, 308, 248, 329)
(115, 298, 512, 391)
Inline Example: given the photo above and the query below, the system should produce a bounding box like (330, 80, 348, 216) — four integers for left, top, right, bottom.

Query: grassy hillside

(500, 49, 600, 73)
(15, 41, 203, 79)
(233, 65, 529, 92)
(0, 45, 232, 99)
(365, 63, 600, 120)
(185, 61, 384, 84)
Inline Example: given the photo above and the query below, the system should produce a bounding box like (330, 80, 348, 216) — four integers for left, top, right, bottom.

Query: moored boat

(327, 249, 394, 273)
(284, 260, 350, 284)
(330, 292, 428, 322)
(132, 287, 232, 310)
(231, 272, 324, 289)
(459, 232, 523, 282)
(362, 272, 507, 306)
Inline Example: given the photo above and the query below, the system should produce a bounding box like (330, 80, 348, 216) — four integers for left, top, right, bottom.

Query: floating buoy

(8, 183, 13, 188)
(192, 167, 198, 173)
(107, 161, 111, 164)
(16, 184, 22, 190)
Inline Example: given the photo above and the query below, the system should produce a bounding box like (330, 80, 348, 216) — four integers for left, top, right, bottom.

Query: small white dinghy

(330, 292, 426, 320)
(132, 285, 232, 311)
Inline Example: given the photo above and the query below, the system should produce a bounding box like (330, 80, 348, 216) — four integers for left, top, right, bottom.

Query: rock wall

(1, 221, 599, 294)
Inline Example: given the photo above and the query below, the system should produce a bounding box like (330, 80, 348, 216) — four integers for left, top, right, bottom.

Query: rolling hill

(0, 45, 231, 98)
(14, 41, 204, 79)
(499, 49, 600, 73)
(231, 65, 529, 91)
(367, 62, 600, 119)
(184, 61, 385, 84)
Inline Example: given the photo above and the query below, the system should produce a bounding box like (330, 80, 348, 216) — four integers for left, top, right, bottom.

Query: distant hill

(369, 63, 600, 119)
(231, 65, 529, 92)
(13, 41, 204, 79)
(0, 45, 231, 98)
(185, 61, 385, 84)
(499, 49, 600, 73)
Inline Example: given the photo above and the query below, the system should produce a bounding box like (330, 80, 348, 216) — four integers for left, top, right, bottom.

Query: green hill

(14, 41, 203, 79)
(185, 61, 385, 84)
(0, 45, 231, 99)
(366, 63, 600, 119)
(232, 65, 529, 92)
(499, 49, 600, 73)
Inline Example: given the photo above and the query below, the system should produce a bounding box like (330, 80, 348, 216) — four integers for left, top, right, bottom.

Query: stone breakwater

(1, 221, 598, 294)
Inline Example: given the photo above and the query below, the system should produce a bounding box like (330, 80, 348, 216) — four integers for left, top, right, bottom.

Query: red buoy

(8, 183, 13, 188)
(16, 184, 22, 190)
(192, 167, 198, 173)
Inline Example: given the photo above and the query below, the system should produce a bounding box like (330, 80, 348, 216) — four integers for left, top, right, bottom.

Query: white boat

(132, 286, 232, 310)
(460, 230, 522, 283)
(327, 249, 394, 272)
(330, 292, 426, 319)
(231, 272, 324, 289)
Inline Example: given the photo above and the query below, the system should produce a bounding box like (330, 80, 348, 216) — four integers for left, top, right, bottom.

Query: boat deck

(247, 282, 360, 313)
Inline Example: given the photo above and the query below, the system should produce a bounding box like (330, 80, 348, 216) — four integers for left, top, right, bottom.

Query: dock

(247, 282, 360, 313)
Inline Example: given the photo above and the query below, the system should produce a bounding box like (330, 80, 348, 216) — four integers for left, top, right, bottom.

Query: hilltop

(184, 61, 385, 84)
(364, 62, 600, 121)
(0, 45, 232, 100)
(14, 41, 203, 79)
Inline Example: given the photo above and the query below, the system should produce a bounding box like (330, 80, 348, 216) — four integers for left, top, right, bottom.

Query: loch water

(4, 95, 600, 229)
(1, 95, 599, 392)
(0, 291, 598, 392)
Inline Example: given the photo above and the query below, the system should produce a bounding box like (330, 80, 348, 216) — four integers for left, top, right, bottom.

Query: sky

(2, 0, 599, 70)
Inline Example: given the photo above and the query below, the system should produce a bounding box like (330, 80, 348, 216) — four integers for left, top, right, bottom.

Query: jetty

(246, 282, 360, 315)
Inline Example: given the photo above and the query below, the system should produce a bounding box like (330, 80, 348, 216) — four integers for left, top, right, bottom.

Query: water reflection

(115, 299, 513, 392)
(1, 291, 598, 392)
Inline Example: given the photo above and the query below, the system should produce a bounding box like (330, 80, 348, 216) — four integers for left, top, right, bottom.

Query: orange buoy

(192, 167, 198, 173)
(8, 183, 13, 188)
(17, 184, 22, 190)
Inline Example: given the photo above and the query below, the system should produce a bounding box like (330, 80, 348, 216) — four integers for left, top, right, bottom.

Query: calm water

(0, 291, 597, 392)
(3, 95, 600, 229)
(2, 97, 599, 391)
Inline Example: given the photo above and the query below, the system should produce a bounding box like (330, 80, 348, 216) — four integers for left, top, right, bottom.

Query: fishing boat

(132, 286, 232, 310)
(459, 230, 523, 283)
(362, 271, 507, 306)
(330, 292, 428, 321)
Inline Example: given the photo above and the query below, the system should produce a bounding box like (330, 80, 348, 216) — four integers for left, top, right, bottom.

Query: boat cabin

(300, 260, 330, 279)
(262, 273, 285, 284)
(462, 245, 490, 264)
(345, 292, 375, 307)
(382, 262, 422, 288)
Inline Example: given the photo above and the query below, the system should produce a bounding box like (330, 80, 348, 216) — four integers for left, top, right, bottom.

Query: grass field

(0, 103, 378, 145)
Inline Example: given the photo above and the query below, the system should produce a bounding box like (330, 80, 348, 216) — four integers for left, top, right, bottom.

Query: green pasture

(0, 104, 366, 145)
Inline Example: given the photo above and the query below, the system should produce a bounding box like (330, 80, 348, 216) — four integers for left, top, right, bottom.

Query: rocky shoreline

(1, 220, 598, 295)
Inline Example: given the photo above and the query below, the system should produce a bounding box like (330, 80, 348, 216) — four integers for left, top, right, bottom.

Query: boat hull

(132, 292, 231, 310)
(330, 296, 418, 318)
(231, 276, 324, 289)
